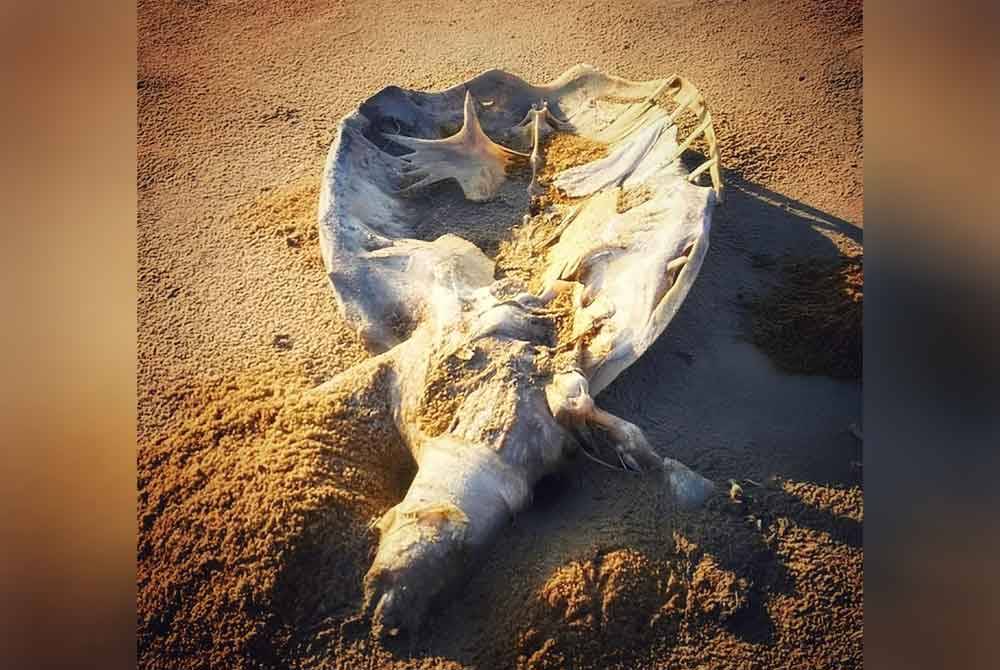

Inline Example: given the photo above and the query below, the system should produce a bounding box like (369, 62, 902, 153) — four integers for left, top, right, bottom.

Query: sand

(750, 241, 863, 378)
(138, 0, 863, 668)
(136, 358, 417, 669)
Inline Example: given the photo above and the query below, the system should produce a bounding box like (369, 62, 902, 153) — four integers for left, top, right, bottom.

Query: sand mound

(515, 548, 683, 669)
(497, 476, 860, 670)
(137, 360, 414, 669)
(513, 541, 753, 670)
(750, 244, 863, 378)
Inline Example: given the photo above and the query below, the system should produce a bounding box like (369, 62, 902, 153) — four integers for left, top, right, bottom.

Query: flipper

(545, 371, 715, 508)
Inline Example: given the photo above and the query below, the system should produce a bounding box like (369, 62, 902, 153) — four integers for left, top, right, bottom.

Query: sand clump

(538, 133, 609, 182)
(616, 184, 654, 213)
(494, 209, 565, 290)
(750, 243, 863, 378)
(513, 541, 755, 670)
(686, 553, 751, 621)
(137, 360, 415, 669)
(489, 474, 863, 670)
(533, 132, 610, 209)
(418, 338, 543, 444)
(516, 548, 685, 669)
(417, 341, 501, 438)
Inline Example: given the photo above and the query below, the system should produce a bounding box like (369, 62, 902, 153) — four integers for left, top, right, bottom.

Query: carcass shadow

(724, 170, 862, 246)
(598, 165, 863, 488)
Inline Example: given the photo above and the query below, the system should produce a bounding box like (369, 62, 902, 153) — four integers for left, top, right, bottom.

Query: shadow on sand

(265, 173, 863, 668)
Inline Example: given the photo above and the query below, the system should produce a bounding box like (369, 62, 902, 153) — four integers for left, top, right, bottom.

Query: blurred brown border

(0, 2, 136, 668)
(866, 2, 999, 669)
(2, 0, 999, 668)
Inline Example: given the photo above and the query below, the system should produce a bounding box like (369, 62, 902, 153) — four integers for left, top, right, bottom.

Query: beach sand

(138, 1, 863, 667)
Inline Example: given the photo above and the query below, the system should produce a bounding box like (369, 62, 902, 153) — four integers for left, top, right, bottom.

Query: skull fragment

(316, 64, 724, 636)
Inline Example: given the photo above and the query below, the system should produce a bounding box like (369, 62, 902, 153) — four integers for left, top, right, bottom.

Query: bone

(384, 90, 528, 201)
(520, 99, 572, 199)
(665, 254, 690, 285)
(511, 98, 573, 147)
(587, 406, 663, 472)
(527, 103, 546, 198)
(544, 370, 705, 478)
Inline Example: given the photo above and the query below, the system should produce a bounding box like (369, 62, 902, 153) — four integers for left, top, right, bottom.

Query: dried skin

(515, 548, 690, 670)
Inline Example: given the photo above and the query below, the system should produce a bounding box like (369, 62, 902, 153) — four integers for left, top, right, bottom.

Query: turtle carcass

(316, 64, 724, 636)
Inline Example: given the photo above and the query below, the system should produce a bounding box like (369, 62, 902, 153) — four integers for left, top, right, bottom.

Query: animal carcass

(317, 64, 723, 636)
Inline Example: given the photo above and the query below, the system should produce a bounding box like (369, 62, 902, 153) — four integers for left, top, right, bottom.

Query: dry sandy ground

(138, 1, 863, 668)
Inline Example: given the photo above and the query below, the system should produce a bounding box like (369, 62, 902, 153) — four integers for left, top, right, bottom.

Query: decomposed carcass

(316, 64, 724, 636)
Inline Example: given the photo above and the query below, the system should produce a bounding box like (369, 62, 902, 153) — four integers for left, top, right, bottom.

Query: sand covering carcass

(317, 64, 724, 636)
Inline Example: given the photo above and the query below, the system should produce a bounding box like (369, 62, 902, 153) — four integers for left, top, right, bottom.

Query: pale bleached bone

(317, 65, 723, 637)
(526, 103, 546, 197)
(385, 90, 529, 202)
(660, 74, 723, 200)
(510, 97, 573, 147)
(513, 98, 573, 132)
